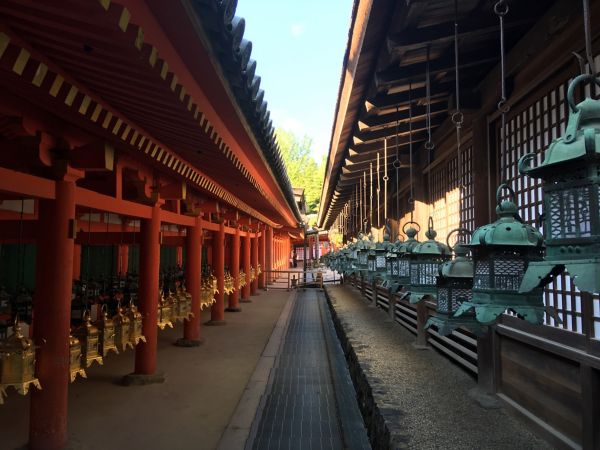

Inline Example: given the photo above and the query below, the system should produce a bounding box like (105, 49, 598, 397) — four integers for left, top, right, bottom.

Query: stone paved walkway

(326, 284, 551, 450)
(249, 289, 370, 450)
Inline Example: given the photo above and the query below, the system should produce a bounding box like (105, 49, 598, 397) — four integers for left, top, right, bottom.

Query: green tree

(276, 128, 324, 214)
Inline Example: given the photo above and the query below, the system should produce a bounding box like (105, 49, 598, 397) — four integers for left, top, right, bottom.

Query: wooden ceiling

(318, 0, 556, 229)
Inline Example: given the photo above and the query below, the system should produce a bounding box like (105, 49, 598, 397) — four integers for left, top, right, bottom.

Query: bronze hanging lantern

(157, 292, 174, 330)
(72, 311, 103, 368)
(0, 318, 41, 403)
(94, 304, 118, 357)
(408, 218, 452, 304)
(169, 289, 184, 323)
(355, 234, 371, 274)
(519, 73, 600, 294)
(126, 300, 146, 346)
(113, 301, 134, 350)
(69, 334, 87, 382)
(367, 233, 391, 281)
(396, 223, 421, 291)
(454, 184, 549, 325)
(425, 229, 484, 336)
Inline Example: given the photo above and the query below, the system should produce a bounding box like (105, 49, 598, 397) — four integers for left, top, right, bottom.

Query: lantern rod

(364, 171, 367, 232)
(369, 163, 373, 228)
(376, 152, 381, 228)
(408, 81, 414, 223)
(452, 0, 465, 207)
(583, 0, 596, 75)
(425, 45, 435, 217)
(16, 198, 25, 293)
(383, 138, 388, 222)
(392, 105, 401, 222)
(495, 0, 510, 185)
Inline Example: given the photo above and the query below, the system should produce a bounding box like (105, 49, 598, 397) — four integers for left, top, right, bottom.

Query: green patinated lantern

(356, 234, 371, 274)
(408, 218, 452, 304)
(397, 223, 421, 291)
(454, 184, 549, 325)
(383, 235, 404, 290)
(426, 229, 485, 336)
(519, 74, 600, 294)
(367, 234, 391, 280)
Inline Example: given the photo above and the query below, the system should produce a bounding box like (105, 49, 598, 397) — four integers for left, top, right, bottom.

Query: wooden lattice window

(430, 146, 475, 245)
(497, 73, 600, 338)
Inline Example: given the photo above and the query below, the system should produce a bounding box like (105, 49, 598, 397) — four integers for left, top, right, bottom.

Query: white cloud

(290, 23, 305, 37)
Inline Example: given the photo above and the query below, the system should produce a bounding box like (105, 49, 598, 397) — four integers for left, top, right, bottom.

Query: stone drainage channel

(246, 288, 371, 450)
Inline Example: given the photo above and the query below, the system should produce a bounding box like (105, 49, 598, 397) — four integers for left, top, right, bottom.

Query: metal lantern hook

(446, 227, 472, 251)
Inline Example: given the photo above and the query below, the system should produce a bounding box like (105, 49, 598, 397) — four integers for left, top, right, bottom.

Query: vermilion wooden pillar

(241, 232, 251, 302)
(176, 246, 183, 268)
(251, 232, 258, 295)
(117, 244, 129, 275)
(209, 220, 225, 323)
(129, 204, 163, 382)
(73, 243, 81, 280)
(30, 179, 77, 450)
(258, 229, 265, 289)
(266, 226, 273, 284)
(179, 216, 202, 345)
(227, 226, 241, 312)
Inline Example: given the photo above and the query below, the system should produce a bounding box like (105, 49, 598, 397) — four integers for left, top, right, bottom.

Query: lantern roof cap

(467, 184, 544, 248)
(0, 318, 33, 351)
(440, 255, 473, 279)
(520, 75, 600, 177)
(412, 218, 451, 256)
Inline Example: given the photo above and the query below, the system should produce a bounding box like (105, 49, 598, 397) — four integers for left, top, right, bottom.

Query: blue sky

(236, 0, 353, 160)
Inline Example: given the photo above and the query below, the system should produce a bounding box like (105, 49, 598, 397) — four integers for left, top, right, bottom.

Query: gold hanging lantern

(250, 266, 256, 281)
(238, 271, 247, 289)
(257, 264, 262, 276)
(0, 318, 41, 403)
(200, 279, 216, 310)
(177, 285, 194, 320)
(113, 302, 133, 351)
(94, 304, 118, 357)
(72, 311, 103, 368)
(224, 272, 235, 295)
(126, 301, 146, 346)
(169, 290, 184, 323)
(157, 292, 174, 329)
(211, 275, 218, 295)
(69, 334, 87, 382)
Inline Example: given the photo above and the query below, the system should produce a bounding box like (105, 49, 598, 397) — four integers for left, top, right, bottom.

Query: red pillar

(130, 204, 162, 381)
(251, 233, 259, 295)
(117, 244, 129, 275)
(176, 245, 183, 268)
(73, 243, 81, 280)
(266, 226, 273, 284)
(209, 220, 225, 324)
(179, 216, 202, 345)
(227, 226, 241, 312)
(258, 229, 266, 289)
(241, 232, 251, 302)
(30, 179, 76, 450)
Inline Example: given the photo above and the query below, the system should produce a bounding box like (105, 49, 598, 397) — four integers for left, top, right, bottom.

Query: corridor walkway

(248, 289, 370, 450)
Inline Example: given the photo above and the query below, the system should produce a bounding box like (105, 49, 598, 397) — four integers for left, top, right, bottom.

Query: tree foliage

(276, 128, 324, 214)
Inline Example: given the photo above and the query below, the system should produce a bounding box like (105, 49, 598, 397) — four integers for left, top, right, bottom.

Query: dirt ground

(0, 289, 290, 450)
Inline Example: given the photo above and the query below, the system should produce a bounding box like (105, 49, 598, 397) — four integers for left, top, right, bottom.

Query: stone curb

(324, 286, 408, 450)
